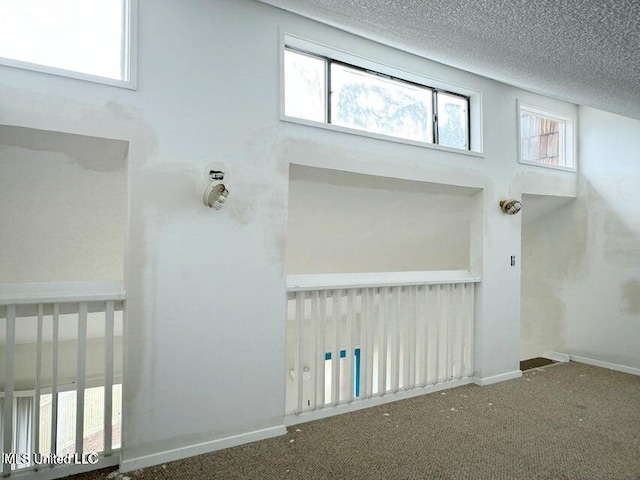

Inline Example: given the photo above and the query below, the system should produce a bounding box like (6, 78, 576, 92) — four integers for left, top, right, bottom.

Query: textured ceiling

(258, 0, 640, 120)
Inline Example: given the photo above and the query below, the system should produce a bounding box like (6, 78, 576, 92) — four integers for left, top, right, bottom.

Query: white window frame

(517, 101, 576, 172)
(0, 0, 138, 90)
(280, 32, 484, 157)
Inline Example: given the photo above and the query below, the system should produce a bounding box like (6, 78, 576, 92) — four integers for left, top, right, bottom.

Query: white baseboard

(543, 351, 570, 363)
(119, 425, 286, 473)
(566, 354, 640, 376)
(285, 377, 474, 426)
(473, 370, 522, 386)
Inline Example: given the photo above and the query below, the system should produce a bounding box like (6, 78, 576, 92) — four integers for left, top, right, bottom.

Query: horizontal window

(0, 0, 136, 87)
(518, 103, 575, 170)
(284, 47, 470, 150)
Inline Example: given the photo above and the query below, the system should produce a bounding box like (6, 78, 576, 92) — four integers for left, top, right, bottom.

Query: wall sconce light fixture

(203, 170, 229, 210)
(499, 199, 522, 215)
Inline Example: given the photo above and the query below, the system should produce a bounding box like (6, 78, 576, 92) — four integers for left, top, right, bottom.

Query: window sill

(0, 57, 137, 90)
(518, 159, 576, 173)
(281, 115, 484, 158)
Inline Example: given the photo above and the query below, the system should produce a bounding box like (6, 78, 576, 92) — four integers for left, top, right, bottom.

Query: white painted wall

(0, 127, 127, 283)
(0, 0, 579, 469)
(288, 164, 475, 274)
(560, 108, 640, 368)
(519, 108, 640, 368)
(520, 195, 574, 360)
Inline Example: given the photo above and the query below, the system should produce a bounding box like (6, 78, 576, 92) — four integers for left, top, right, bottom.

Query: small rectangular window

(284, 49, 326, 123)
(436, 92, 469, 149)
(518, 103, 575, 170)
(284, 47, 470, 150)
(0, 0, 136, 87)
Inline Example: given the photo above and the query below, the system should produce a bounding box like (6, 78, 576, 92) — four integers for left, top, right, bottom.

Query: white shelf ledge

(0, 281, 126, 305)
(287, 270, 480, 292)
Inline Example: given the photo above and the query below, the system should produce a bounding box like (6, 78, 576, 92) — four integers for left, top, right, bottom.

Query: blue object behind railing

(325, 348, 361, 397)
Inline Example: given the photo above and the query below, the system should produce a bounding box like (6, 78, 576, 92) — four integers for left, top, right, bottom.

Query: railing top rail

(287, 270, 480, 292)
(0, 281, 126, 305)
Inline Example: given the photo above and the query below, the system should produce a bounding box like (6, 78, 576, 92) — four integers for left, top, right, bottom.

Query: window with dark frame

(284, 47, 470, 150)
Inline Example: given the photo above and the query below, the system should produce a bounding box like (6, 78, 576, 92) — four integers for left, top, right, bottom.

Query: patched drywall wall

(288, 165, 476, 274)
(0, 0, 580, 469)
(0, 127, 127, 283)
(521, 108, 640, 368)
(622, 279, 640, 315)
(559, 107, 640, 368)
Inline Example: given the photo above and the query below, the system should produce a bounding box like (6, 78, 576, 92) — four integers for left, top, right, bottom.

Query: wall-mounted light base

(499, 199, 522, 215)
(203, 183, 229, 209)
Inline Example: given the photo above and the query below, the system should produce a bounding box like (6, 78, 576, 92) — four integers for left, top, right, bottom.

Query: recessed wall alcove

(0, 124, 128, 284)
(287, 164, 480, 275)
(0, 125, 129, 457)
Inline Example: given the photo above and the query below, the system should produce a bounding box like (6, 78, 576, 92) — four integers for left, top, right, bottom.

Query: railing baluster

(390, 286, 400, 393)
(379, 287, 388, 394)
(295, 292, 305, 414)
(447, 285, 456, 380)
(464, 283, 475, 377)
(3, 305, 16, 476)
(332, 290, 341, 406)
(346, 289, 355, 403)
(75, 302, 88, 454)
(408, 286, 417, 389)
(104, 300, 115, 455)
(439, 285, 446, 381)
(316, 291, 326, 408)
(444, 284, 453, 382)
(384, 287, 390, 392)
(365, 288, 375, 398)
(458, 285, 464, 378)
(33, 303, 44, 460)
(309, 291, 319, 411)
(51, 303, 59, 455)
(388, 287, 396, 393)
(435, 285, 444, 383)
(360, 289, 368, 400)
(400, 287, 409, 390)
(453, 285, 460, 379)
(454, 285, 464, 379)
(420, 285, 429, 386)
(426, 285, 436, 384)
(446, 284, 453, 380)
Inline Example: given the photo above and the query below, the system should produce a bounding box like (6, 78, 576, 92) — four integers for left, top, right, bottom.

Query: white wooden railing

(0, 282, 124, 478)
(285, 271, 478, 422)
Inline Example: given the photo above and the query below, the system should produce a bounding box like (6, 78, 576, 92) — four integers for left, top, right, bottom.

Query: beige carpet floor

(73, 362, 640, 479)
